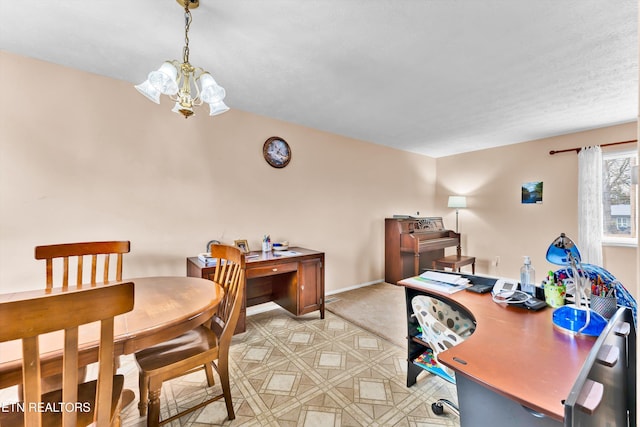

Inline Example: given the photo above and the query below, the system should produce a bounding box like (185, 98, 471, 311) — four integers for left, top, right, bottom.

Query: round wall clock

(263, 136, 291, 168)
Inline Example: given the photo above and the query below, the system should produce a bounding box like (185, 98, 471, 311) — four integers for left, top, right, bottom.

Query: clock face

(263, 137, 291, 168)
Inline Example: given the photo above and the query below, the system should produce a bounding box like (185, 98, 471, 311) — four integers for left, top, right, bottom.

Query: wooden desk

(400, 276, 596, 425)
(0, 276, 224, 389)
(187, 247, 324, 333)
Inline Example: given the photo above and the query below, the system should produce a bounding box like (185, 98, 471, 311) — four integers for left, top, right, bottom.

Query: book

(413, 349, 455, 384)
(197, 253, 217, 265)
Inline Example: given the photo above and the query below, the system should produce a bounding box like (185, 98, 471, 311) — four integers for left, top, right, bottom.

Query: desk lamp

(545, 233, 606, 336)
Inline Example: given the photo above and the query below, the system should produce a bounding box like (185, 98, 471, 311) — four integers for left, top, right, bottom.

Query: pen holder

(543, 283, 566, 308)
(590, 294, 617, 320)
(262, 241, 271, 252)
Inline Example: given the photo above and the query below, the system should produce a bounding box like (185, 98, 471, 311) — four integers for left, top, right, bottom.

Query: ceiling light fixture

(135, 0, 229, 118)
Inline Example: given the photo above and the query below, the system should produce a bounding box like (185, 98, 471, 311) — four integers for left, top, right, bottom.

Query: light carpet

(325, 282, 407, 349)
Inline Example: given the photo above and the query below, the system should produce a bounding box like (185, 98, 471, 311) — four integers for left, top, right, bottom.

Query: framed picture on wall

(522, 181, 543, 204)
(234, 239, 250, 254)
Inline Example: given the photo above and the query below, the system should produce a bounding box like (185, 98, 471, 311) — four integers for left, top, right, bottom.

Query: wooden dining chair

(0, 282, 135, 427)
(32, 240, 131, 395)
(134, 244, 245, 426)
(35, 241, 131, 289)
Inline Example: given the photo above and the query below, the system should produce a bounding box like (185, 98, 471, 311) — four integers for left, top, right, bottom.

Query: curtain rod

(549, 139, 637, 155)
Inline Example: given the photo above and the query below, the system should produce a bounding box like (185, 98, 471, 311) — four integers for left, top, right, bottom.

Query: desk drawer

(246, 262, 298, 279)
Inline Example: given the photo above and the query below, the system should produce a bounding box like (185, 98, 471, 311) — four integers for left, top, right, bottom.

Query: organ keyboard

(385, 216, 460, 284)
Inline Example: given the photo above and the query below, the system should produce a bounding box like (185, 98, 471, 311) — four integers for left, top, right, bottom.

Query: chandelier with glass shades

(135, 0, 228, 118)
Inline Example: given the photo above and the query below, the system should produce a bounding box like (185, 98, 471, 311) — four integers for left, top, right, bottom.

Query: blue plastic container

(552, 305, 607, 337)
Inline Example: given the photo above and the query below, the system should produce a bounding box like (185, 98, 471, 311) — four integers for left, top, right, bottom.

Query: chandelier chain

(182, 3, 192, 64)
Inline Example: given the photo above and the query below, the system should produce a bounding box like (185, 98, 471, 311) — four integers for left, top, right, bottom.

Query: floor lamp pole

(448, 195, 466, 234)
(455, 209, 459, 233)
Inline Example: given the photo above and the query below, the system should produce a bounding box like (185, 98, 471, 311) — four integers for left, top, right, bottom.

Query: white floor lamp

(448, 196, 467, 233)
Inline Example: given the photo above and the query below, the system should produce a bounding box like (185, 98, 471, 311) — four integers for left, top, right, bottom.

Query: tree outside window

(602, 151, 637, 242)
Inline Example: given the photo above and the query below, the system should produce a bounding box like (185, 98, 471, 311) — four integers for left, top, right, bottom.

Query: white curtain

(577, 146, 603, 265)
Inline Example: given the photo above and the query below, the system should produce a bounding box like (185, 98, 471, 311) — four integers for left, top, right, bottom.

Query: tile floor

(2, 309, 460, 427)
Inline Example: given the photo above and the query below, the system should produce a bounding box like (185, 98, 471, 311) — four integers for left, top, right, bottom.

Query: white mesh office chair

(411, 295, 475, 416)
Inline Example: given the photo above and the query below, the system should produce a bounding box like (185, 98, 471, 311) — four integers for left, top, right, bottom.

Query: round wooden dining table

(0, 276, 224, 389)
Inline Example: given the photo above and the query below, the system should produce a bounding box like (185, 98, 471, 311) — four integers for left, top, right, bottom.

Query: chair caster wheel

(432, 402, 444, 415)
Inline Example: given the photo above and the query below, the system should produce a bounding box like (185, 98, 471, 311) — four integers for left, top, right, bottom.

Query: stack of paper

(403, 271, 471, 294)
(419, 271, 470, 286)
(272, 250, 301, 257)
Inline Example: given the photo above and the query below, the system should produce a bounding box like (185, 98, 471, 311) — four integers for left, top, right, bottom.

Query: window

(616, 216, 630, 231)
(602, 149, 637, 245)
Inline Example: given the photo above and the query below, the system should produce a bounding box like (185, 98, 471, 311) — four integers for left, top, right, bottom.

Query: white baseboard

(325, 279, 384, 296)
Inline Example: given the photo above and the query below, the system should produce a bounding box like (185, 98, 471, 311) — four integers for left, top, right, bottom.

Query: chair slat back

(0, 282, 134, 427)
(206, 244, 245, 340)
(35, 241, 130, 289)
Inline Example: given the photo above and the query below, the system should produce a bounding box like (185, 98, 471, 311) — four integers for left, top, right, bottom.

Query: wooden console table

(187, 247, 325, 333)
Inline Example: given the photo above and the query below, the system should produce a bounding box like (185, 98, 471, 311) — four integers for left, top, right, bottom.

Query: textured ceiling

(0, 1, 637, 157)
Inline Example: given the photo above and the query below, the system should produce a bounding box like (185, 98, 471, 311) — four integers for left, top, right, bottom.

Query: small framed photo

(522, 181, 543, 204)
(234, 239, 250, 254)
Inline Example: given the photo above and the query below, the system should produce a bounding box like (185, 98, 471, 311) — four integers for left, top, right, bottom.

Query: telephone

(491, 278, 546, 310)
(492, 279, 519, 295)
(491, 279, 529, 304)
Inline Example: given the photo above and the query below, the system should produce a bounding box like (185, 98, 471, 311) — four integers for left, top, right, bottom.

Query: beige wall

(436, 123, 639, 300)
(0, 51, 437, 293)
(1, 51, 637, 303)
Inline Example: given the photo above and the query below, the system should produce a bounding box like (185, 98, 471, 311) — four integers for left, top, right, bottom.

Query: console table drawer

(246, 261, 298, 279)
